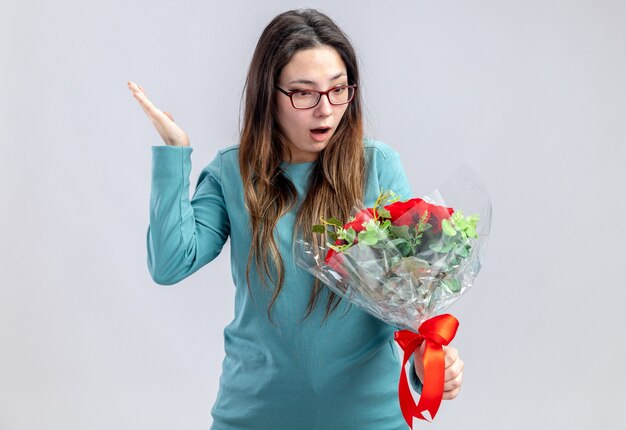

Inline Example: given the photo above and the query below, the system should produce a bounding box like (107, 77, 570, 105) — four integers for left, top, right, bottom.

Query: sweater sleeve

(374, 142, 413, 200)
(147, 146, 230, 285)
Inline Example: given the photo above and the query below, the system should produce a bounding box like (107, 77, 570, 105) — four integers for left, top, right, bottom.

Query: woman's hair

(239, 8, 365, 323)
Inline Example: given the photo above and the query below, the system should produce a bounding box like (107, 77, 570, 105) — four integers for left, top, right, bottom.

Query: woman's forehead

(279, 46, 347, 85)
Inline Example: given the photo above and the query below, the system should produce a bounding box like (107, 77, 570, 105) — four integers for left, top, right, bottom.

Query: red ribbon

(394, 314, 459, 427)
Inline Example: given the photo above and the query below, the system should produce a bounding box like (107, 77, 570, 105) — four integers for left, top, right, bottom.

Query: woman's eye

(332, 87, 345, 93)
(291, 90, 312, 97)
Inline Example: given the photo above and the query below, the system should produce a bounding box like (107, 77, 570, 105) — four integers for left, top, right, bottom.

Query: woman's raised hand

(127, 81, 190, 147)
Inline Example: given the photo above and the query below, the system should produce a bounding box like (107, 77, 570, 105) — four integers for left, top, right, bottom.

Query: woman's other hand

(127, 81, 190, 147)
(413, 342, 464, 400)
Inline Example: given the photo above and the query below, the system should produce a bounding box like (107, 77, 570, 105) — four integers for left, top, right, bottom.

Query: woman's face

(275, 45, 350, 163)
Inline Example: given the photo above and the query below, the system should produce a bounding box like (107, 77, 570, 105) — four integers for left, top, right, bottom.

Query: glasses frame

(275, 84, 358, 110)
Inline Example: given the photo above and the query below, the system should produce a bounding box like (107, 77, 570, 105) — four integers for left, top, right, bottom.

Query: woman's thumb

(163, 111, 174, 122)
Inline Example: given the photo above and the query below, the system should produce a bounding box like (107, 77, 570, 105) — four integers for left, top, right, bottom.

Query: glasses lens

(291, 91, 320, 109)
(329, 86, 354, 105)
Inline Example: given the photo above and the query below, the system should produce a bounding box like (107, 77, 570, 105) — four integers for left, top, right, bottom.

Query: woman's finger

(442, 385, 461, 400)
(127, 80, 190, 147)
(444, 357, 464, 381)
(443, 366, 463, 392)
(442, 347, 463, 400)
(444, 346, 459, 369)
(128, 82, 173, 125)
(128, 81, 145, 95)
(128, 81, 158, 116)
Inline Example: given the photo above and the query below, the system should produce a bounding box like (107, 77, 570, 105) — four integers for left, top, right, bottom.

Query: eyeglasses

(275, 84, 357, 109)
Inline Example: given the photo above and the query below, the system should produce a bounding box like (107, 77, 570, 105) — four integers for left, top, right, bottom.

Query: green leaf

(398, 243, 413, 257)
(358, 230, 379, 246)
(312, 224, 325, 234)
(344, 227, 356, 244)
(377, 207, 391, 218)
(442, 219, 457, 237)
(455, 245, 469, 258)
(430, 241, 455, 253)
(362, 219, 380, 232)
(456, 217, 468, 230)
(429, 242, 444, 252)
(441, 278, 461, 293)
(327, 217, 343, 228)
(390, 225, 411, 240)
(466, 225, 478, 238)
(390, 238, 409, 248)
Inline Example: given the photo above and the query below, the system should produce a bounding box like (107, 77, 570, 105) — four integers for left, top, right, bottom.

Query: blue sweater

(147, 139, 422, 430)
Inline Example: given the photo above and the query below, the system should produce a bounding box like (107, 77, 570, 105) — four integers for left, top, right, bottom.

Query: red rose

(385, 198, 429, 226)
(325, 246, 348, 276)
(343, 208, 376, 233)
(323, 198, 454, 264)
(324, 208, 375, 264)
(426, 204, 455, 233)
(385, 198, 453, 234)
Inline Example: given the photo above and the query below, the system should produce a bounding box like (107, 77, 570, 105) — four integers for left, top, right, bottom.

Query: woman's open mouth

(309, 127, 332, 142)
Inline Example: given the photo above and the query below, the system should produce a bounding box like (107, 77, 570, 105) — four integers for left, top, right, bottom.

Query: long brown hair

(239, 9, 365, 322)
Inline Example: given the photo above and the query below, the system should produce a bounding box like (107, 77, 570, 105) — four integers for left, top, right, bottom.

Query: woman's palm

(127, 81, 190, 147)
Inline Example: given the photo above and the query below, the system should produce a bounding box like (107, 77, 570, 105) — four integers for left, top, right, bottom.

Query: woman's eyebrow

(288, 72, 347, 85)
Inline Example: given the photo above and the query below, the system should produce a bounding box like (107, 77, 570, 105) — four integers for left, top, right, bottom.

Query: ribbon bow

(394, 314, 459, 427)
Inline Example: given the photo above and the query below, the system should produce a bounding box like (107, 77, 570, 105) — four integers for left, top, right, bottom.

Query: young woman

(128, 9, 463, 430)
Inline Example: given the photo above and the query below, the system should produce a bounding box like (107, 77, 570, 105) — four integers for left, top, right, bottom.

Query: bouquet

(296, 164, 492, 427)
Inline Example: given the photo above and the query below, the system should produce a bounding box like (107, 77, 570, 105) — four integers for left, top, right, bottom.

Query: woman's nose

(315, 94, 333, 117)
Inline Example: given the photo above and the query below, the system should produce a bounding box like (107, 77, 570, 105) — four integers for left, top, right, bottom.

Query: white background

(1, 0, 624, 428)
